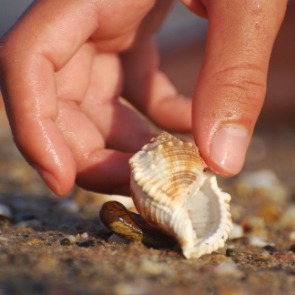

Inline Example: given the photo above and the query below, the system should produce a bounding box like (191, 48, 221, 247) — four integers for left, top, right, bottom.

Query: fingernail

(38, 169, 61, 195)
(210, 124, 250, 175)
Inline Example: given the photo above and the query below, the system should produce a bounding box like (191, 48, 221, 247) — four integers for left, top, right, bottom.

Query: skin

(0, 0, 287, 196)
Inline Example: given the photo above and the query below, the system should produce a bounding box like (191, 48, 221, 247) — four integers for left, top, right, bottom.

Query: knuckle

(213, 63, 267, 108)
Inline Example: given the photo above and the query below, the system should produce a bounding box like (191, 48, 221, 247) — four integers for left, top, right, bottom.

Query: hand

(0, 0, 191, 196)
(0, 0, 288, 196)
(180, 0, 287, 175)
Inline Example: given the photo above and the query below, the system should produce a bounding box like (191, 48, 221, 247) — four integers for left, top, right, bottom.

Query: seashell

(129, 132, 232, 259)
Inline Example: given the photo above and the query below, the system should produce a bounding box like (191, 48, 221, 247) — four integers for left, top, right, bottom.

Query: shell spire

(129, 132, 232, 259)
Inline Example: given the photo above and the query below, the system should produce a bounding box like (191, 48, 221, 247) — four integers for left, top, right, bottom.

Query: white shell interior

(182, 173, 232, 258)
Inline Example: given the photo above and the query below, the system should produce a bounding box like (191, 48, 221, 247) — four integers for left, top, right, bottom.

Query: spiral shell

(129, 132, 232, 259)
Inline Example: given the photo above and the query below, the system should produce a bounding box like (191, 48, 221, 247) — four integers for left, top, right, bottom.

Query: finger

(0, 0, 109, 195)
(80, 54, 155, 152)
(121, 37, 192, 132)
(56, 101, 131, 195)
(0, 57, 77, 196)
(191, 0, 287, 175)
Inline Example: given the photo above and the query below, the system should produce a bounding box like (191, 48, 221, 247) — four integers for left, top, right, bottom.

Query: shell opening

(182, 173, 232, 258)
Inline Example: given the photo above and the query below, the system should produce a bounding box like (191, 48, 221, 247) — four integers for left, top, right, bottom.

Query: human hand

(180, 0, 287, 175)
(0, 0, 191, 196)
(0, 0, 288, 197)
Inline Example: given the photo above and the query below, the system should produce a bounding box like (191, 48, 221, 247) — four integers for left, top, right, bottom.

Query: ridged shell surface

(129, 132, 232, 259)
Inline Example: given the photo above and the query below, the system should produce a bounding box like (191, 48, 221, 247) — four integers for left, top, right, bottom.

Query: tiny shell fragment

(129, 132, 233, 259)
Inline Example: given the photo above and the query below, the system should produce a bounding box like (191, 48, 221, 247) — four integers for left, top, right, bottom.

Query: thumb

(191, 0, 287, 175)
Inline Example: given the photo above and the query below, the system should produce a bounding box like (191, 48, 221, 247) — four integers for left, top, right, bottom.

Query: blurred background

(0, 0, 32, 37)
(1, 0, 295, 126)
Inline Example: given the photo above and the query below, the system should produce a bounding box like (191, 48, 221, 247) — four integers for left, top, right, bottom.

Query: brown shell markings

(129, 132, 233, 259)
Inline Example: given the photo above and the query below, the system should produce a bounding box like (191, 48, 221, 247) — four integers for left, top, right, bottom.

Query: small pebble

(65, 235, 77, 243)
(225, 248, 238, 257)
(214, 262, 243, 278)
(60, 238, 71, 246)
(249, 236, 273, 248)
(77, 240, 95, 248)
(140, 259, 168, 276)
(228, 223, 244, 240)
(263, 245, 277, 254)
(80, 232, 89, 239)
(254, 251, 272, 262)
(60, 234, 93, 245)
